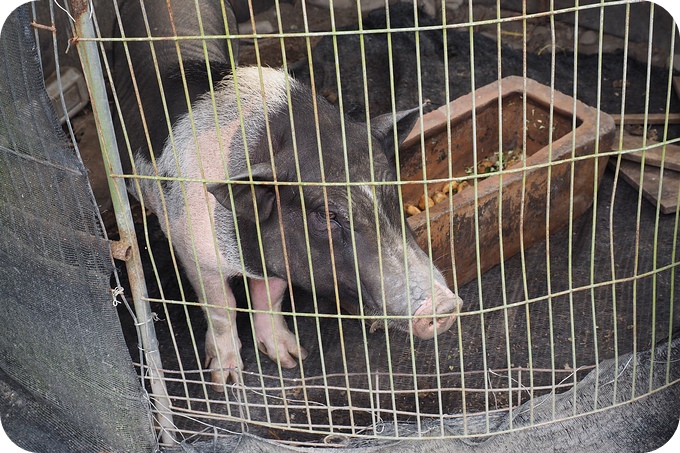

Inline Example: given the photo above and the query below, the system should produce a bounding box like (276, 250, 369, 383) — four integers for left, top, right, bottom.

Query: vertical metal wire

(417, 6, 447, 436)
(567, 0, 582, 418)
(437, 0, 468, 438)
(65, 0, 175, 445)
(545, 0, 557, 421)
(268, 0, 317, 430)
(411, 4, 429, 435)
(293, 0, 335, 431)
(303, 3, 351, 433)
(465, 1, 492, 434)
(650, 10, 676, 395)
(197, 0, 276, 419)
(321, 2, 359, 432)
(185, 0, 264, 423)
(297, 0, 337, 431)
(352, 2, 381, 435)
(522, 0, 535, 426)
(607, 0, 633, 407)
(492, 0, 516, 430)
(438, 1, 454, 438)
(663, 19, 678, 389)
(383, 2, 408, 435)
(630, 1, 659, 401)
(586, 0, 607, 412)
(229, 9, 286, 410)
(645, 0, 665, 396)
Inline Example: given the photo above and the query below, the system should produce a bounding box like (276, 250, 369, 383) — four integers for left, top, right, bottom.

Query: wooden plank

(615, 130, 680, 172)
(610, 113, 680, 125)
(609, 159, 680, 215)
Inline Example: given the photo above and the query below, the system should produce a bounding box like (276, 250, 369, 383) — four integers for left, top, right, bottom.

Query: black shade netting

(0, 6, 156, 453)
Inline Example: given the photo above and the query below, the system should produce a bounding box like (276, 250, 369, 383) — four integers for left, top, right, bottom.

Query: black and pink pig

(113, 0, 462, 387)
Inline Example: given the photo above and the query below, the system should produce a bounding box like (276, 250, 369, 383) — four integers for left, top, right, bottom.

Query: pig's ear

(207, 163, 276, 222)
(371, 106, 421, 161)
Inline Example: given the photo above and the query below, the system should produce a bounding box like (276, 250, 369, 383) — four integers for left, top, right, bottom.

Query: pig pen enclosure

(1, 0, 680, 451)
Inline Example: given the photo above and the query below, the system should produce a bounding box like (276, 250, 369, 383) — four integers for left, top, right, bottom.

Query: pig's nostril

(412, 299, 458, 339)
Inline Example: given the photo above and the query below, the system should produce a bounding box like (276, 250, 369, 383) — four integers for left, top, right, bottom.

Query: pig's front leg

(250, 277, 308, 368)
(199, 271, 243, 388)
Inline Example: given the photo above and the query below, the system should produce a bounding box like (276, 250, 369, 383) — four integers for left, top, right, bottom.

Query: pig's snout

(411, 285, 462, 340)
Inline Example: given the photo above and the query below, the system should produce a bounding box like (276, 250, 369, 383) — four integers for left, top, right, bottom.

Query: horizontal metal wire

(143, 263, 680, 317)
(70, 0, 638, 42)
(110, 149, 632, 186)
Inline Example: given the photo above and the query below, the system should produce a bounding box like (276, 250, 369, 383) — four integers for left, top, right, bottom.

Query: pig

(113, 0, 463, 387)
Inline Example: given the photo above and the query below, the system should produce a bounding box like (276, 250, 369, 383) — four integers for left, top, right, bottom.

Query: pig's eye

(319, 210, 340, 226)
(311, 209, 342, 233)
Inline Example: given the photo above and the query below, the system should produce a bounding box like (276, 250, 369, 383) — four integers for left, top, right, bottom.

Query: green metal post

(66, 0, 175, 445)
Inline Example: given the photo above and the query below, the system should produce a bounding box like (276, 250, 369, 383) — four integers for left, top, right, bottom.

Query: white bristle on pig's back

(165, 66, 291, 178)
(133, 66, 293, 217)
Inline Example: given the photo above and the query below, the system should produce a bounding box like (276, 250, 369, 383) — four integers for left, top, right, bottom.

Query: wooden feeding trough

(400, 76, 616, 288)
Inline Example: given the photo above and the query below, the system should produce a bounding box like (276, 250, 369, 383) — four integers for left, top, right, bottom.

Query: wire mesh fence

(6, 0, 680, 449)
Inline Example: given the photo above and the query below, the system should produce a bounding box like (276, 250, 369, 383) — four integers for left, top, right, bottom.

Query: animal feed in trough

(400, 76, 616, 288)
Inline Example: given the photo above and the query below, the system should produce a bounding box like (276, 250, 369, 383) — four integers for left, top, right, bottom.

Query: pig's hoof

(204, 354, 243, 391)
(204, 329, 243, 391)
(257, 334, 308, 369)
(210, 371, 237, 391)
(207, 364, 240, 391)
